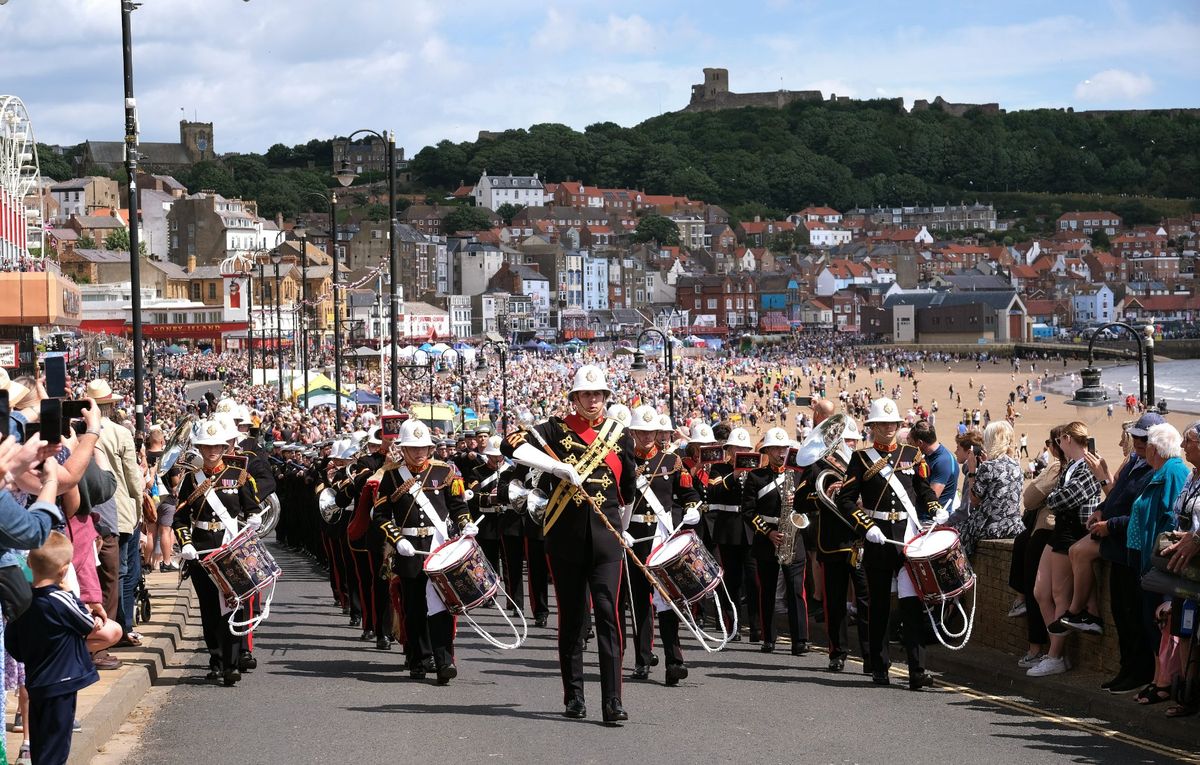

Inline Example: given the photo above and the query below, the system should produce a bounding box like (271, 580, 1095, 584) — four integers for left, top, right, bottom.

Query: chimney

(754, 215, 761, 223)
(276, 211, 283, 229)
(186, 254, 196, 273)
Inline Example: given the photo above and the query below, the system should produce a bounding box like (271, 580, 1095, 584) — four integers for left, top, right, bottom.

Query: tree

(36, 144, 73, 180)
(1090, 229, 1111, 251)
(103, 228, 147, 255)
(441, 205, 493, 234)
(768, 228, 808, 255)
(633, 214, 681, 247)
(76, 235, 96, 250)
(495, 202, 525, 226)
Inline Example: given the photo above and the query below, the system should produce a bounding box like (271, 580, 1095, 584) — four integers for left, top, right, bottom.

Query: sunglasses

(1131, 435, 1148, 442)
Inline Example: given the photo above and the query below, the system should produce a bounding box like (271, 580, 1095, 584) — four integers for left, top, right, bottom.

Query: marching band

(165, 363, 979, 723)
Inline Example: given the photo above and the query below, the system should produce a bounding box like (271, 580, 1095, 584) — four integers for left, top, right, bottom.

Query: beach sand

(741, 358, 1196, 469)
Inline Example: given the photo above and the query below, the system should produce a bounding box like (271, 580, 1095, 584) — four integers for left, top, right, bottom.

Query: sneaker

(73, 718, 83, 732)
(11, 712, 23, 732)
(1026, 655, 1070, 677)
(1061, 611, 1104, 635)
(1017, 651, 1047, 669)
(1046, 613, 1075, 635)
(1006, 599, 1027, 618)
(16, 743, 30, 765)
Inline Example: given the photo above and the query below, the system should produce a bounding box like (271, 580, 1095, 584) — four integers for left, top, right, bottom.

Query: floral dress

(960, 455, 1026, 557)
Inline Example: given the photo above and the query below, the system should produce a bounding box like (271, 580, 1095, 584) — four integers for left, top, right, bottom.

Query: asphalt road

(121, 546, 1189, 765)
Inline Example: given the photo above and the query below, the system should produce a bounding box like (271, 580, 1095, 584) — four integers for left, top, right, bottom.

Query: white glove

(933, 508, 950, 525)
(395, 539, 416, 557)
(622, 531, 636, 547)
(513, 443, 583, 487)
(461, 521, 480, 538)
(245, 513, 263, 531)
(682, 506, 701, 526)
(865, 526, 888, 545)
(180, 544, 199, 561)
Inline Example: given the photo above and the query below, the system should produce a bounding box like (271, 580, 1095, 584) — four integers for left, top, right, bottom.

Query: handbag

(1152, 531, 1200, 583)
(0, 563, 33, 622)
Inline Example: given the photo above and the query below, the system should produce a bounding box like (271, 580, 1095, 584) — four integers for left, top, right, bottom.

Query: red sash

(563, 414, 624, 501)
(348, 477, 379, 543)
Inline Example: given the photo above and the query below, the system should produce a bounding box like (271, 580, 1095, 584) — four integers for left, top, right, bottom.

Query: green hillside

(410, 100, 1200, 222)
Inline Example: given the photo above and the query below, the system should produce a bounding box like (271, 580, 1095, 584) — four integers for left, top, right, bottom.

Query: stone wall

(971, 539, 1121, 675)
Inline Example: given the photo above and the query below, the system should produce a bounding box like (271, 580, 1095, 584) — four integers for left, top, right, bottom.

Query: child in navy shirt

(5, 531, 121, 765)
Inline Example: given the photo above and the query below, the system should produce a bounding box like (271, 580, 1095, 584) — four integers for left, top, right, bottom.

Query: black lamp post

(630, 327, 676, 422)
(121, 0, 146, 435)
(399, 350, 433, 418)
(441, 348, 467, 432)
(478, 339, 508, 433)
(271, 251, 283, 401)
(258, 258, 267, 378)
(292, 222, 311, 408)
(1068, 322, 1164, 413)
(336, 129, 398, 409)
(245, 255, 254, 380)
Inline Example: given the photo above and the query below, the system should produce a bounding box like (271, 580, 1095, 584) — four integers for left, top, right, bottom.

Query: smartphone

(1087, 437, 1097, 456)
(40, 398, 62, 444)
(797, 395, 812, 407)
(44, 356, 67, 399)
(0, 389, 9, 432)
(61, 399, 91, 420)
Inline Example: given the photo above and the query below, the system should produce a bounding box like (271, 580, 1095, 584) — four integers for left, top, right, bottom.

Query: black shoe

(563, 696, 587, 719)
(749, 630, 762, 642)
(1100, 673, 1127, 691)
(602, 699, 629, 725)
(436, 664, 457, 686)
(360, 630, 375, 642)
(238, 652, 257, 672)
(908, 671, 934, 691)
(632, 664, 650, 680)
(222, 668, 241, 687)
(409, 665, 427, 680)
(349, 615, 361, 627)
(829, 656, 846, 673)
(665, 663, 688, 687)
(791, 641, 811, 656)
(341, 604, 350, 614)
(872, 671, 891, 686)
(649, 654, 660, 667)
(1060, 610, 1105, 635)
(535, 614, 548, 628)
(586, 627, 595, 641)
(1110, 674, 1150, 694)
(1046, 613, 1074, 635)
(760, 641, 775, 653)
(376, 636, 392, 650)
(729, 632, 742, 642)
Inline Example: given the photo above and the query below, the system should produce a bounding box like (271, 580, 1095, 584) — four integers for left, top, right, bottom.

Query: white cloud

(1074, 69, 1154, 102)
(532, 9, 657, 54)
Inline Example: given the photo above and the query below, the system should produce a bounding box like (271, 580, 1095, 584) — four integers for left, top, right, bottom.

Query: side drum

(902, 527, 975, 605)
(423, 536, 502, 614)
(646, 530, 723, 605)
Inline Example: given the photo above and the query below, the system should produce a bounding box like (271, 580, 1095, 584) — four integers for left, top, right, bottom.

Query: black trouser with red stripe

(525, 535, 549, 619)
(501, 534, 526, 612)
(365, 528, 391, 639)
(547, 522, 623, 705)
(752, 550, 807, 646)
(400, 574, 454, 669)
(717, 543, 757, 634)
(623, 534, 656, 667)
(865, 563, 925, 674)
(350, 545, 377, 633)
(820, 557, 869, 665)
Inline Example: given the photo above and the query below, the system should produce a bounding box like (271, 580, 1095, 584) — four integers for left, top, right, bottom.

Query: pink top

(65, 511, 102, 604)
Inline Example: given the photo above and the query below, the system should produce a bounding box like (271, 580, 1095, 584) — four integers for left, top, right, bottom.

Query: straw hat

(0, 369, 30, 408)
(85, 379, 117, 404)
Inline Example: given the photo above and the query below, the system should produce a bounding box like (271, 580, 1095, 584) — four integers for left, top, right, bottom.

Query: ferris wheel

(0, 95, 43, 265)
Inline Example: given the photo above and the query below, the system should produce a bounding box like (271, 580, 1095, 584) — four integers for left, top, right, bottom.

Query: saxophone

(776, 469, 801, 564)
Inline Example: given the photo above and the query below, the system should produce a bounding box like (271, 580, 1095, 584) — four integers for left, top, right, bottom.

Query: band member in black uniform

(318, 438, 360, 623)
(623, 406, 703, 685)
(835, 398, 944, 690)
(466, 436, 509, 606)
(342, 427, 389, 646)
(175, 419, 262, 686)
(794, 415, 870, 672)
(374, 419, 471, 684)
(501, 365, 636, 724)
(742, 427, 810, 655)
(451, 430, 484, 480)
(708, 427, 758, 640)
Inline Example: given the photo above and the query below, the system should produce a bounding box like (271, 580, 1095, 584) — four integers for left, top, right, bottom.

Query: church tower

(179, 120, 215, 162)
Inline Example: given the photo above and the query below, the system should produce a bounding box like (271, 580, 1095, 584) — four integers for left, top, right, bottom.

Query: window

(208, 283, 217, 299)
(191, 283, 200, 300)
(724, 299, 732, 310)
(706, 298, 717, 310)
(694, 299, 700, 309)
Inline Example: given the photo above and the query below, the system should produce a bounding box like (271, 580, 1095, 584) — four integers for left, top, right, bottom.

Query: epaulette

(224, 454, 248, 471)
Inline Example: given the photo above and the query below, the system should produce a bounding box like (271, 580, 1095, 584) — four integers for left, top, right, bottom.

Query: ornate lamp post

(335, 129, 398, 409)
(271, 250, 284, 400)
(478, 339, 508, 433)
(630, 327, 676, 422)
(1068, 322, 1164, 413)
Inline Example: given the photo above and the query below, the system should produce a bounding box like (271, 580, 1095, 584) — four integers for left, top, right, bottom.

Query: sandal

(1136, 684, 1171, 705)
(1165, 703, 1198, 718)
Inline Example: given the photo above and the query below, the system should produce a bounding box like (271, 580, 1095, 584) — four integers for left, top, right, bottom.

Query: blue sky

(2, 0, 1197, 158)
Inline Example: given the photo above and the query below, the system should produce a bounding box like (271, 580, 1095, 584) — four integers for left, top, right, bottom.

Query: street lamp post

(630, 327, 676, 422)
(292, 224, 310, 408)
(478, 339, 508, 433)
(440, 348, 467, 432)
(1068, 322, 1164, 413)
(120, 0, 146, 435)
(398, 350, 433, 420)
(258, 259, 268, 379)
(272, 251, 284, 400)
(246, 256, 254, 381)
(297, 190, 341, 427)
(336, 129, 398, 409)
